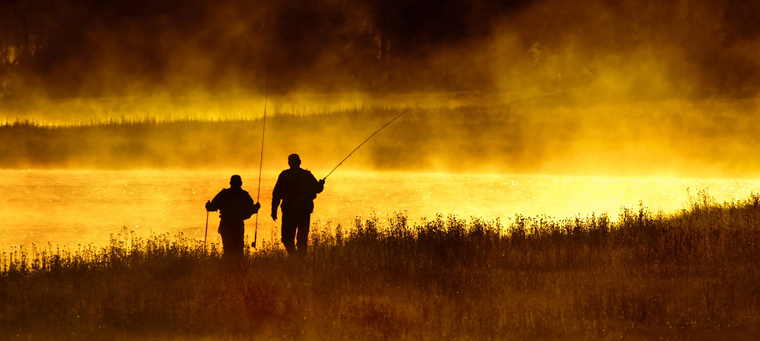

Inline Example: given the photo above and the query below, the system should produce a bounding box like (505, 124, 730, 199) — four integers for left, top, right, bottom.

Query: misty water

(2, 169, 759, 249)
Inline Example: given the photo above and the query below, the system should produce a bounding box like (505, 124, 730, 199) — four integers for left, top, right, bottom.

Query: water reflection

(1, 169, 758, 248)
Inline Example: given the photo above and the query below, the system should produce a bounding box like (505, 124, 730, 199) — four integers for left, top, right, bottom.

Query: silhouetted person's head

(230, 175, 243, 188)
(288, 154, 301, 169)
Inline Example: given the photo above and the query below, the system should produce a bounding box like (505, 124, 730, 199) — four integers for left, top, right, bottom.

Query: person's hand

(271, 211, 278, 221)
(319, 179, 326, 185)
(254, 202, 261, 211)
(205, 200, 212, 211)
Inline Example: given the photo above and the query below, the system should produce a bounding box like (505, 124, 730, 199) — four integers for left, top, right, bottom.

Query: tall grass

(2, 191, 760, 340)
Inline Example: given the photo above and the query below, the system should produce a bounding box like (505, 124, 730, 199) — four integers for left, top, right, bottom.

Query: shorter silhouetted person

(206, 175, 260, 262)
(272, 154, 325, 258)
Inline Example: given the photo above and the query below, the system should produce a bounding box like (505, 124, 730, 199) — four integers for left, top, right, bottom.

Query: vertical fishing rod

(322, 108, 411, 181)
(252, 69, 269, 248)
(204, 210, 209, 250)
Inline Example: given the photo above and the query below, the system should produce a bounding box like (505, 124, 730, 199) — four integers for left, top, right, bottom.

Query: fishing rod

(252, 69, 269, 249)
(322, 108, 411, 181)
(204, 210, 209, 250)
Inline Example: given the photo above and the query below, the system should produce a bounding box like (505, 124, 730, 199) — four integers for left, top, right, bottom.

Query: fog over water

(1, 0, 760, 248)
(1, 0, 759, 176)
(2, 0, 759, 173)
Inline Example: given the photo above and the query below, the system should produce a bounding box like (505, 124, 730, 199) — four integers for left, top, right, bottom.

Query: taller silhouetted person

(271, 154, 325, 258)
(206, 175, 260, 262)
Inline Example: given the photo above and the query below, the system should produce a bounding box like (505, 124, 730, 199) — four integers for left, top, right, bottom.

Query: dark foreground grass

(2, 191, 760, 340)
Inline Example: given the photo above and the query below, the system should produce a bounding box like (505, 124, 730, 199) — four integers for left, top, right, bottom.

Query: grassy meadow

(2, 190, 760, 340)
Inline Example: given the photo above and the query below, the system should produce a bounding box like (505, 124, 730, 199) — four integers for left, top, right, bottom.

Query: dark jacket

(207, 187, 257, 221)
(272, 168, 324, 215)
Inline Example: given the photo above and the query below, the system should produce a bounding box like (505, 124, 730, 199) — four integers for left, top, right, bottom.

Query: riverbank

(2, 191, 759, 340)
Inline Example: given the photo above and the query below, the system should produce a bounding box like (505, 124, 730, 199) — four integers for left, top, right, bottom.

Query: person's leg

(220, 220, 244, 262)
(220, 223, 232, 261)
(230, 223, 245, 260)
(295, 213, 311, 258)
(281, 214, 297, 256)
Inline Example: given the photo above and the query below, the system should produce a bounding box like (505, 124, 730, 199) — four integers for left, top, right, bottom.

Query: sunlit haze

(3, 2, 760, 339)
(1, 0, 760, 247)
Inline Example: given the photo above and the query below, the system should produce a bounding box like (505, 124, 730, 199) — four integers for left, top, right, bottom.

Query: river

(2, 169, 759, 249)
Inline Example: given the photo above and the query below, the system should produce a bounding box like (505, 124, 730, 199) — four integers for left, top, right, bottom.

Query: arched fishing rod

(252, 69, 269, 249)
(322, 108, 411, 181)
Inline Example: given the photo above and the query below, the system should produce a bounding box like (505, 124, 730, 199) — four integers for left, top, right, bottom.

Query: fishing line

(253, 69, 269, 248)
(322, 108, 411, 181)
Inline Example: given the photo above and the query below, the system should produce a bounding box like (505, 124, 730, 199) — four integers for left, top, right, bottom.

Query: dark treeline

(2, 102, 760, 177)
(1, 0, 759, 98)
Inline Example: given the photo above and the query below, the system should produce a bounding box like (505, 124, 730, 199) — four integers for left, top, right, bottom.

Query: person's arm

(245, 192, 260, 214)
(206, 190, 224, 211)
(271, 173, 283, 221)
(310, 172, 325, 194)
